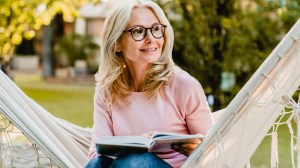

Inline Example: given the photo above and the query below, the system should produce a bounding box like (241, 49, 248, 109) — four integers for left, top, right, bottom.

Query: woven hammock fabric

(0, 71, 92, 168)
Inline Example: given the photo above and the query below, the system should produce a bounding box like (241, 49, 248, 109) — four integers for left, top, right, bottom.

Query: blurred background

(0, 0, 299, 167)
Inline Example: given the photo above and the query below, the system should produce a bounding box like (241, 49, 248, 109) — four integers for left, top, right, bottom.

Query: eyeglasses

(123, 24, 167, 41)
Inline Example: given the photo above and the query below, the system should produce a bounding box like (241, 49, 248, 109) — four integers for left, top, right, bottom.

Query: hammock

(0, 71, 92, 167)
(0, 19, 299, 168)
(182, 18, 300, 168)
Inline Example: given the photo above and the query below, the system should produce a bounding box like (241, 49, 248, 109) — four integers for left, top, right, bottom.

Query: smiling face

(117, 7, 164, 70)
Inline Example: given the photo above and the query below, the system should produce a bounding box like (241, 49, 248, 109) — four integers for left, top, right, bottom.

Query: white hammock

(182, 18, 300, 168)
(0, 19, 299, 168)
(0, 71, 92, 167)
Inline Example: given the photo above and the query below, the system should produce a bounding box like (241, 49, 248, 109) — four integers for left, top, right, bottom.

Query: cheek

(158, 40, 165, 54)
(124, 43, 140, 54)
(119, 38, 138, 53)
(122, 43, 142, 59)
(160, 38, 165, 49)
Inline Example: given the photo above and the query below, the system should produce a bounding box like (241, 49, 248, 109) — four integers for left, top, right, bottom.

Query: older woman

(86, 0, 213, 167)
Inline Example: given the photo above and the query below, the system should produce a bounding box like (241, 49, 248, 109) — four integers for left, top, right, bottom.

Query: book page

(151, 132, 204, 140)
(97, 136, 152, 147)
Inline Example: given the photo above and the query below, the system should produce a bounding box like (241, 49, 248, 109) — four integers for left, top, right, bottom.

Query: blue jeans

(85, 153, 172, 168)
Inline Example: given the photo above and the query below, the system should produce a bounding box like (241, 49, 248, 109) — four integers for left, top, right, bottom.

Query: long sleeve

(88, 84, 114, 158)
(170, 68, 214, 135)
(184, 81, 213, 135)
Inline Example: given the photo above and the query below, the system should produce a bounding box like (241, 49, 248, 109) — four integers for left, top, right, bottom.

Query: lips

(140, 48, 157, 52)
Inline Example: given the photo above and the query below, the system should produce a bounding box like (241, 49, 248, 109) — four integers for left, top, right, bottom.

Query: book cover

(96, 132, 204, 156)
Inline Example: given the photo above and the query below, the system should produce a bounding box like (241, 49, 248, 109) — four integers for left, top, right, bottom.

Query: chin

(147, 54, 161, 63)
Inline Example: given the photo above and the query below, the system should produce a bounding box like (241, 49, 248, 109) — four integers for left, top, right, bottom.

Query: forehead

(127, 7, 160, 27)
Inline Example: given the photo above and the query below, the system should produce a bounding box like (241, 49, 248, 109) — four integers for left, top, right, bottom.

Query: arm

(170, 71, 214, 155)
(185, 81, 213, 135)
(88, 84, 114, 158)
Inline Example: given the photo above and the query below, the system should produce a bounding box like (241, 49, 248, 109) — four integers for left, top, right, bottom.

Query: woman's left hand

(171, 142, 200, 156)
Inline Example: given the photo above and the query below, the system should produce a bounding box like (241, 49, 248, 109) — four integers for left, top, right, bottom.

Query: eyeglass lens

(131, 25, 165, 41)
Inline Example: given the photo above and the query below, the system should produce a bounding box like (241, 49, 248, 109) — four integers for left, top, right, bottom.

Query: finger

(172, 146, 192, 156)
(182, 143, 199, 149)
(140, 132, 150, 138)
(171, 144, 189, 152)
(173, 143, 199, 156)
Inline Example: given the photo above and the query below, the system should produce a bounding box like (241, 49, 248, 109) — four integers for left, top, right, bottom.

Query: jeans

(85, 153, 172, 168)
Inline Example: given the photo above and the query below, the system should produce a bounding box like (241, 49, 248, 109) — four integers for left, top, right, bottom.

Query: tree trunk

(42, 20, 55, 79)
(42, 14, 64, 79)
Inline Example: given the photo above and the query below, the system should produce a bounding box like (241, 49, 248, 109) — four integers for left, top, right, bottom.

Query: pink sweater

(88, 67, 213, 168)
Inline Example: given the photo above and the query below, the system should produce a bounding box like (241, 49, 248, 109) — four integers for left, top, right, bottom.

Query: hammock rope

(0, 109, 58, 167)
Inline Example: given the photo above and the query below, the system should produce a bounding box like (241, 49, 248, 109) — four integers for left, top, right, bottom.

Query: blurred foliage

(15, 38, 36, 55)
(0, 0, 99, 62)
(157, 0, 300, 110)
(55, 34, 99, 72)
(1, 0, 299, 109)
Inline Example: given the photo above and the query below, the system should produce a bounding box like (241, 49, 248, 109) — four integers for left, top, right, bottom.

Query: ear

(115, 42, 122, 52)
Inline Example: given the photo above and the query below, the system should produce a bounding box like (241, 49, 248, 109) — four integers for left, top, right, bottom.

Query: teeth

(144, 48, 156, 52)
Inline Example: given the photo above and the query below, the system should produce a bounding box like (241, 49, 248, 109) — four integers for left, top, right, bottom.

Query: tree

(158, 0, 299, 110)
(0, 0, 99, 75)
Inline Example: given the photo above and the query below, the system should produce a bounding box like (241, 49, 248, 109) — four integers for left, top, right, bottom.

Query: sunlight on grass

(13, 72, 95, 128)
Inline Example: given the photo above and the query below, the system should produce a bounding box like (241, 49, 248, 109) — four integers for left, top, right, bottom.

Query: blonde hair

(95, 0, 175, 104)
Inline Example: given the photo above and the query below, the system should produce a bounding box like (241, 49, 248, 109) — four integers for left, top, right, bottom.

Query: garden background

(1, 0, 300, 167)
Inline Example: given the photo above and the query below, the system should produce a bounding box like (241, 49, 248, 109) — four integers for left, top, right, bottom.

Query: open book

(96, 132, 204, 156)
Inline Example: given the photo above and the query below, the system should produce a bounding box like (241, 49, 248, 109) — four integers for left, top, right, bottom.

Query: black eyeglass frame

(123, 24, 167, 41)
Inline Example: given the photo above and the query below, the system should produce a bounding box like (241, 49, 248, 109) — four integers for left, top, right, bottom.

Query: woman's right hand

(171, 142, 200, 156)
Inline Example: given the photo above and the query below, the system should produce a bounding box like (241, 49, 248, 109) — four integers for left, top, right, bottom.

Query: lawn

(12, 72, 296, 167)
(251, 123, 296, 167)
(13, 72, 95, 128)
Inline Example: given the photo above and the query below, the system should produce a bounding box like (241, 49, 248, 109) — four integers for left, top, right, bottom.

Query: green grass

(14, 73, 95, 127)
(251, 123, 296, 168)
(12, 72, 297, 167)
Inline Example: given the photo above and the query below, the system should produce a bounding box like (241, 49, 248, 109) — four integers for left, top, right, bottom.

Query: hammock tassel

(246, 161, 251, 168)
(271, 132, 279, 168)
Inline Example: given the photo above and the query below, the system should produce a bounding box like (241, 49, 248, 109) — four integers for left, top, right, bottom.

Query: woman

(86, 0, 214, 167)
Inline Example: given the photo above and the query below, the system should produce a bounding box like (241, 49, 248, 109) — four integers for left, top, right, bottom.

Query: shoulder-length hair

(95, 0, 175, 104)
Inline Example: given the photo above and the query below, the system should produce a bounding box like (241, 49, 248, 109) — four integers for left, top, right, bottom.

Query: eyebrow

(127, 22, 161, 29)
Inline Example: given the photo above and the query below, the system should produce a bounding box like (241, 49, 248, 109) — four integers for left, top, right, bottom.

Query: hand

(140, 131, 157, 139)
(171, 142, 200, 156)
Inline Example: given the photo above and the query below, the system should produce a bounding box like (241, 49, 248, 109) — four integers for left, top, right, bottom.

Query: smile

(141, 48, 157, 52)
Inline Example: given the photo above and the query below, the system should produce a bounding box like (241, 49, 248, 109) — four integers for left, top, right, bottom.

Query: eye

(132, 27, 145, 36)
(152, 25, 161, 32)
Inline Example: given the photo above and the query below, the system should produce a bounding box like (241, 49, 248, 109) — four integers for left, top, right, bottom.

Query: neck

(127, 64, 150, 92)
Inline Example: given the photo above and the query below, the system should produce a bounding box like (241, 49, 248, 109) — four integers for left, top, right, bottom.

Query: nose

(144, 29, 155, 43)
